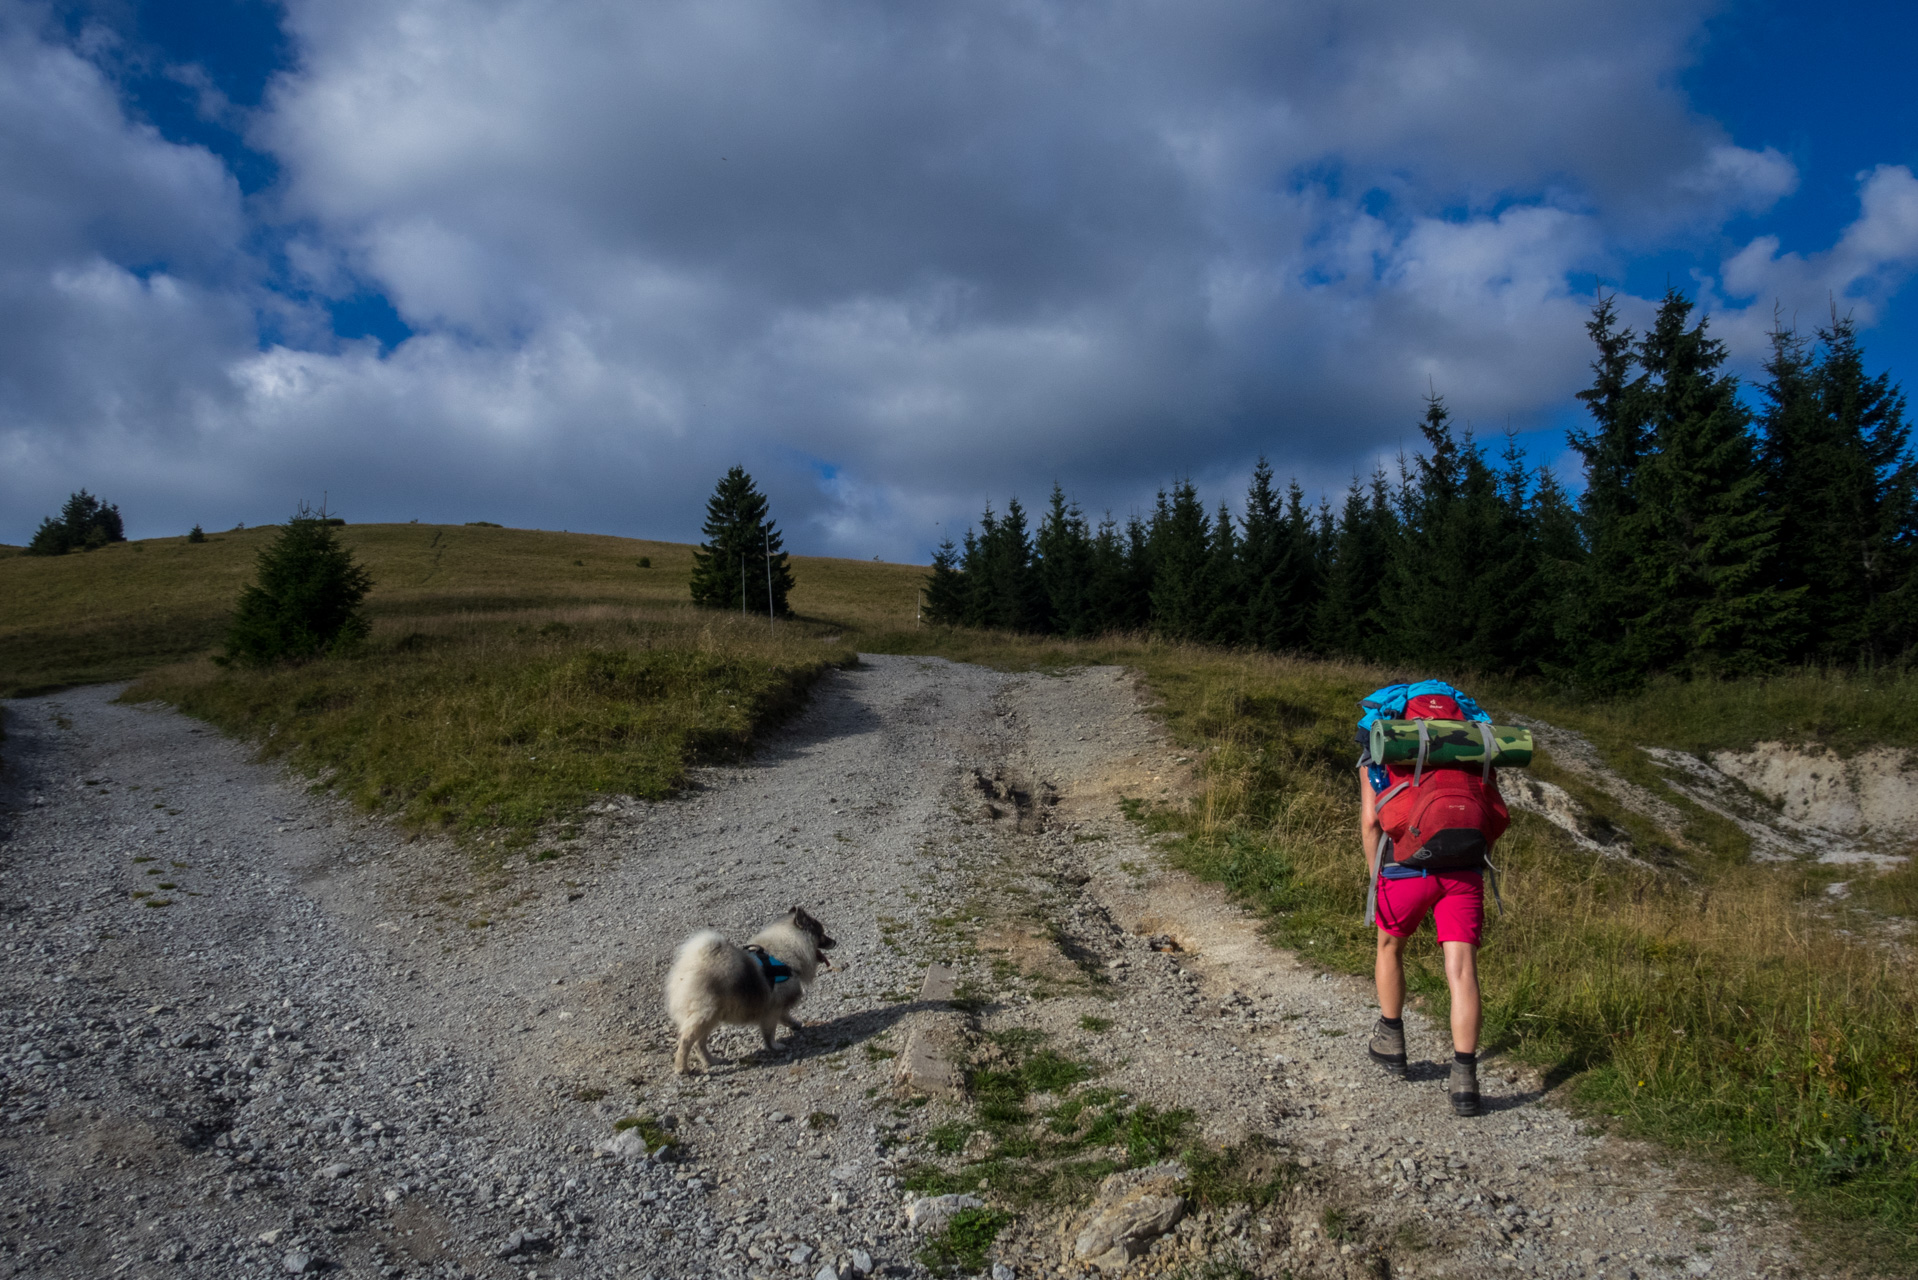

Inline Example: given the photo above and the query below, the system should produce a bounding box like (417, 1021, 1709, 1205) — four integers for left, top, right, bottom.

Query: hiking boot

(1450, 1059, 1481, 1116)
(1367, 1019, 1407, 1077)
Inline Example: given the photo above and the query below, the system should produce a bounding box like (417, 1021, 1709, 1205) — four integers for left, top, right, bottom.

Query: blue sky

(5, 0, 1917, 558)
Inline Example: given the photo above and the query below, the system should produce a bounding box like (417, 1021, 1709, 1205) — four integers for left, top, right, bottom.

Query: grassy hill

(0, 522, 926, 697)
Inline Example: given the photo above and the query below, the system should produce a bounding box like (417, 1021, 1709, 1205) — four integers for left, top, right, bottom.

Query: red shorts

(1376, 870, 1484, 946)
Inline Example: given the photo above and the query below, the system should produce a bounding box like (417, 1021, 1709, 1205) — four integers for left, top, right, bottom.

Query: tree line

(924, 290, 1916, 690)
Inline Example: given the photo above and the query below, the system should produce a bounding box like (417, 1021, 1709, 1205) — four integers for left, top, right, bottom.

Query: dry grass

(127, 606, 856, 848)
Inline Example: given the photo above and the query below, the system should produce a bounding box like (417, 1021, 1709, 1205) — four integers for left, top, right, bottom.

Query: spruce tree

(25, 489, 126, 556)
(689, 467, 795, 616)
(1241, 460, 1319, 651)
(1146, 482, 1213, 640)
(1313, 470, 1398, 660)
(957, 526, 986, 626)
(1035, 485, 1095, 636)
(1084, 514, 1142, 634)
(923, 537, 967, 625)
(1202, 501, 1245, 644)
(968, 499, 1046, 631)
(1633, 290, 1799, 675)
(1563, 295, 1657, 690)
(223, 504, 374, 666)
(1383, 395, 1464, 667)
(1762, 315, 1916, 662)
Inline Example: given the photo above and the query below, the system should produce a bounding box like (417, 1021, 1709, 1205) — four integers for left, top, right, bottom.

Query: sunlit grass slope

(3, 522, 923, 849)
(0, 522, 927, 696)
(131, 609, 858, 847)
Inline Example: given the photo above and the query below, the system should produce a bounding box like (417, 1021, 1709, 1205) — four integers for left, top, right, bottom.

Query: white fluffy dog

(665, 906, 836, 1074)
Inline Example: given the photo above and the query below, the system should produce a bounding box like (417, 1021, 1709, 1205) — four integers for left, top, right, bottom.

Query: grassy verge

(5, 522, 914, 845)
(865, 628, 1918, 1268)
(126, 607, 855, 847)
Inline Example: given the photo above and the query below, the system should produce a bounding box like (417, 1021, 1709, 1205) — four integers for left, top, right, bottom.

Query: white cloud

(1675, 144, 1798, 216)
(1707, 165, 1918, 355)
(0, 0, 1911, 556)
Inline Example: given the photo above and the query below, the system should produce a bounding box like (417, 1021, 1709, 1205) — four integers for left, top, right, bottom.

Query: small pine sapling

(222, 504, 374, 666)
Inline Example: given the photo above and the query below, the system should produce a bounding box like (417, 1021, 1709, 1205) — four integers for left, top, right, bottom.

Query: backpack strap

(1413, 718, 1431, 786)
(1365, 836, 1389, 926)
(1474, 721, 1496, 781)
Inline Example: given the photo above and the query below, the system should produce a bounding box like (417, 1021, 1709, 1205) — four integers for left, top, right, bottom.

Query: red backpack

(1374, 692, 1509, 872)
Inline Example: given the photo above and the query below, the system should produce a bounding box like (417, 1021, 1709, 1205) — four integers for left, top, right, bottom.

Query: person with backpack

(1355, 681, 1519, 1117)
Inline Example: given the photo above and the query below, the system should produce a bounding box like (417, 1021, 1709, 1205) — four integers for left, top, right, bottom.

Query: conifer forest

(924, 291, 1917, 692)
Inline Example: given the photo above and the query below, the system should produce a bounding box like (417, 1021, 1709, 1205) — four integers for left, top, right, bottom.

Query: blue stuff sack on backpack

(1356, 680, 1490, 790)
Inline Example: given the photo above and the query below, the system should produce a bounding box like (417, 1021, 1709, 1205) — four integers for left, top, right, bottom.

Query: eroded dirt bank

(0, 659, 1811, 1279)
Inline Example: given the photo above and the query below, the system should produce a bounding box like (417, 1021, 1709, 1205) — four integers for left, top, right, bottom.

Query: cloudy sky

(4, 0, 1916, 557)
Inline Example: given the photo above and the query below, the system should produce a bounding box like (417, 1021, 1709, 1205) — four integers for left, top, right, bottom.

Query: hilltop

(0, 522, 928, 697)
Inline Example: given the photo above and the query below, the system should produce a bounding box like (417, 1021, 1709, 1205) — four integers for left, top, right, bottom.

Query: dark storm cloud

(1, 0, 1913, 554)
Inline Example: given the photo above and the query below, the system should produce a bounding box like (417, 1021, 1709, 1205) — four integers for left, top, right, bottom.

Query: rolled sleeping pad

(1370, 719, 1534, 769)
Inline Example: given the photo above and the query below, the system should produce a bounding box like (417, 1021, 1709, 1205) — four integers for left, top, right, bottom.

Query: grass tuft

(917, 1206, 1011, 1275)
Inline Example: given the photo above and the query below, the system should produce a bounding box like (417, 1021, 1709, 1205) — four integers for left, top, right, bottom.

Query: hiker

(1355, 681, 1519, 1117)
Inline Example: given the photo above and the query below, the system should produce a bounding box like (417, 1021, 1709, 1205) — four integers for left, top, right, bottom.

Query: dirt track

(0, 658, 1814, 1279)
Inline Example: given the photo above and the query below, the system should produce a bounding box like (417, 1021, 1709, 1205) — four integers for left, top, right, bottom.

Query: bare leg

(1375, 930, 1408, 1018)
(1442, 941, 1481, 1055)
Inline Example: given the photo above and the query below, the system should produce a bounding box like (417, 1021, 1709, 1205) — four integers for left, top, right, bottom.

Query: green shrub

(222, 505, 373, 666)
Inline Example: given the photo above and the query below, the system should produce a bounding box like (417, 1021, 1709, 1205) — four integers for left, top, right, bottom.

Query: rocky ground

(0, 658, 1819, 1279)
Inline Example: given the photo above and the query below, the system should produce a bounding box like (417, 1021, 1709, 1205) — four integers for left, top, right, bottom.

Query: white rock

(905, 1193, 983, 1236)
(993, 1265, 1016, 1280)
(594, 1128, 653, 1160)
(789, 1243, 815, 1264)
(1072, 1163, 1187, 1270)
(814, 1265, 841, 1280)
(282, 1252, 315, 1275)
(829, 1161, 862, 1182)
(317, 1161, 353, 1180)
(850, 1249, 874, 1274)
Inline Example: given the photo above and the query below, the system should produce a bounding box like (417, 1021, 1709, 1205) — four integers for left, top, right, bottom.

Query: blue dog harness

(750, 947, 794, 986)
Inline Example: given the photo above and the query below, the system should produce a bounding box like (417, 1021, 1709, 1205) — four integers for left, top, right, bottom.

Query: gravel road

(0, 657, 1816, 1279)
